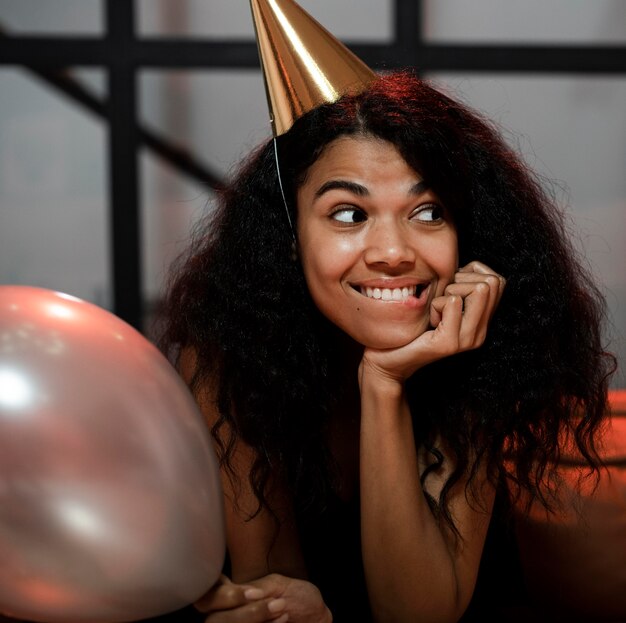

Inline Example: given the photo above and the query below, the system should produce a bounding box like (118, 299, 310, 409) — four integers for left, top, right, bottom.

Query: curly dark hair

(160, 71, 615, 529)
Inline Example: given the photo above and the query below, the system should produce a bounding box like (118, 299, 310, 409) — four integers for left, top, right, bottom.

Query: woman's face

(296, 135, 458, 349)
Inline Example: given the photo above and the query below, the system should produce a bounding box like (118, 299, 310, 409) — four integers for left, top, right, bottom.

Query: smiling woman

(158, 69, 615, 622)
(156, 1, 615, 621)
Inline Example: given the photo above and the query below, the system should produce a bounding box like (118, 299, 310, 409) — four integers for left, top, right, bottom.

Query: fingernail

(244, 587, 265, 600)
(267, 598, 287, 613)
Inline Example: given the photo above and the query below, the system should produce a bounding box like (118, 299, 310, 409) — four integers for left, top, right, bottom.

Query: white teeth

(360, 285, 419, 301)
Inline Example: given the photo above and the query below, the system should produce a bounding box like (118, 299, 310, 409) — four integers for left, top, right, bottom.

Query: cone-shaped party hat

(250, 0, 377, 136)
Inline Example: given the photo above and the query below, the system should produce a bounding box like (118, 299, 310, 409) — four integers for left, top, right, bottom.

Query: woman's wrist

(358, 358, 405, 397)
(358, 363, 406, 407)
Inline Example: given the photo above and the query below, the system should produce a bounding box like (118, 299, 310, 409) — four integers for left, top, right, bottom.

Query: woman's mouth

(357, 283, 428, 302)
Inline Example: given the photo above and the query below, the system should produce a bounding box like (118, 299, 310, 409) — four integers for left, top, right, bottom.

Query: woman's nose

(363, 222, 416, 268)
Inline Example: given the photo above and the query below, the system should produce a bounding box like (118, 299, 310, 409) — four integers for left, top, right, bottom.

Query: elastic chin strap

(273, 137, 297, 243)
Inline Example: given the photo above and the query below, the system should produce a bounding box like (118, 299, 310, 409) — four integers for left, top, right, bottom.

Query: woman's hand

(361, 261, 505, 385)
(195, 574, 332, 623)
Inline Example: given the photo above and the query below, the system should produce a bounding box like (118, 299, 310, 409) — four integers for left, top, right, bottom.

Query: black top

(297, 493, 372, 623)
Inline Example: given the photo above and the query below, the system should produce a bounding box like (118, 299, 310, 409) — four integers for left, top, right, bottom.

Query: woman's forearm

(360, 370, 494, 623)
(359, 376, 459, 622)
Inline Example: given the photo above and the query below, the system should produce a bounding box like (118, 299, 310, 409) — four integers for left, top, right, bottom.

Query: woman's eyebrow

(315, 180, 368, 198)
(410, 180, 429, 195)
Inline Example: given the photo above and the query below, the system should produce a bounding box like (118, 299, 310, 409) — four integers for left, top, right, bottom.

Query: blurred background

(0, 0, 625, 386)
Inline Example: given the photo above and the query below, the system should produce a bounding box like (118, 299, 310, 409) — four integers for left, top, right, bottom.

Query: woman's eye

(331, 207, 367, 224)
(411, 204, 445, 223)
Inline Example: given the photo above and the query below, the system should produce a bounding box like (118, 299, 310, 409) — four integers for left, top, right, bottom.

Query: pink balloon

(0, 286, 225, 622)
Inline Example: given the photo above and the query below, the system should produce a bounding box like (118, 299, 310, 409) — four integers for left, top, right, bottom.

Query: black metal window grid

(1, 0, 626, 330)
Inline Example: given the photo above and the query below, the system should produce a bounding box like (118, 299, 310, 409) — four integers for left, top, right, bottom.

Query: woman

(160, 72, 614, 622)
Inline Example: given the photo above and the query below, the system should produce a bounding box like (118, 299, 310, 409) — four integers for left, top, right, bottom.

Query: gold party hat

(250, 0, 377, 136)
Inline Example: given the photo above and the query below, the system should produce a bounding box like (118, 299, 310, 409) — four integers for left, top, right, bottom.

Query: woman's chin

(350, 324, 430, 351)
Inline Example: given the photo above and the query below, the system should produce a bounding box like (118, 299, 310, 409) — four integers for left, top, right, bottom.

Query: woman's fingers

(443, 281, 492, 348)
(431, 262, 506, 352)
(201, 600, 287, 623)
(429, 294, 463, 356)
(194, 574, 292, 623)
(195, 575, 251, 611)
(456, 261, 506, 309)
